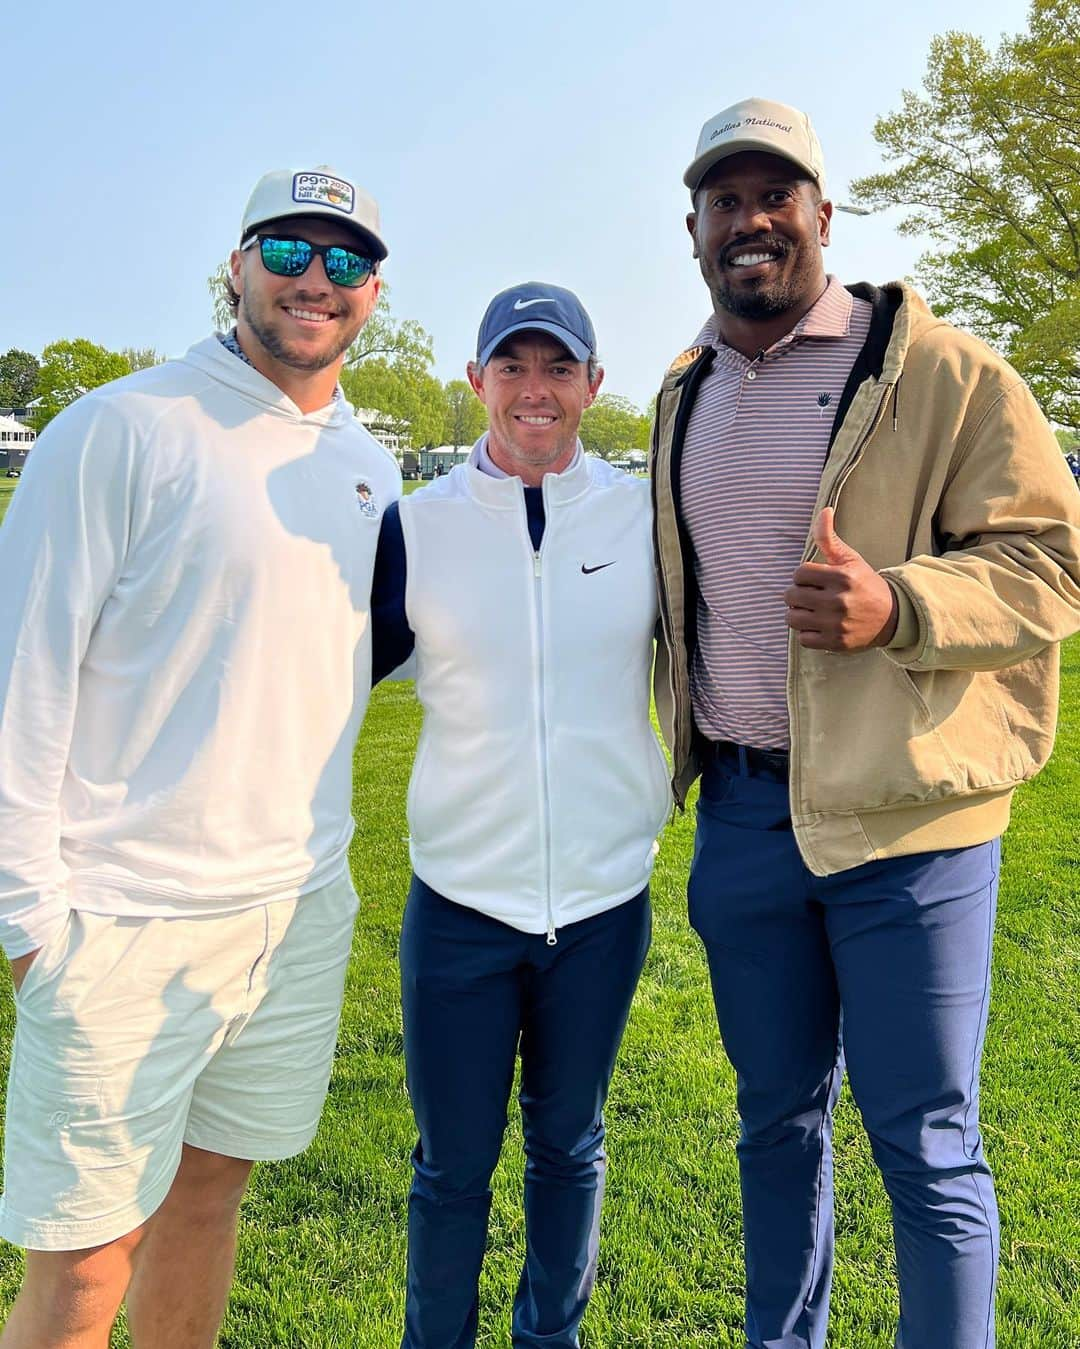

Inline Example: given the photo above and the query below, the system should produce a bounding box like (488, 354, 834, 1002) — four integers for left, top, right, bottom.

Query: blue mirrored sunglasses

(241, 233, 377, 288)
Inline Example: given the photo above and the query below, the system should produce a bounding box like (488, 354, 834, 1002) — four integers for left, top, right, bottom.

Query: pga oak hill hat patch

(476, 282, 597, 367)
(684, 98, 826, 196)
(241, 166, 388, 260)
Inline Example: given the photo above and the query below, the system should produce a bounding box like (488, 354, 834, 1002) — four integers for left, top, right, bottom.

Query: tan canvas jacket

(650, 283, 1080, 876)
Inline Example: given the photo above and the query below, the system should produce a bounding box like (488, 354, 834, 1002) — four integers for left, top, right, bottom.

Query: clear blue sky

(3, 0, 1032, 408)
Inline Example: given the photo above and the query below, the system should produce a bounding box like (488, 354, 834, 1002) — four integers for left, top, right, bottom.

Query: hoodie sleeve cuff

(1, 896, 72, 960)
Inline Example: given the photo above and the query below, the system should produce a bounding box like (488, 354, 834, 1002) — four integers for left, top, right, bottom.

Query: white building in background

(353, 406, 406, 456)
(0, 414, 35, 468)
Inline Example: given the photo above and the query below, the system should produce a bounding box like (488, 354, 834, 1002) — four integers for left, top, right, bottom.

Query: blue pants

(399, 877, 651, 1349)
(689, 753, 1000, 1349)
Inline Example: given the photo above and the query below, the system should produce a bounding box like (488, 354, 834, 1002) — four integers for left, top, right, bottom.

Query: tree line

(851, 0, 1078, 432)
(1, 344, 163, 432)
(5, 1, 1077, 448)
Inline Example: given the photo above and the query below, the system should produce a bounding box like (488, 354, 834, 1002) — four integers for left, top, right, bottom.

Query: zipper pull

(546, 923, 557, 946)
(534, 551, 542, 578)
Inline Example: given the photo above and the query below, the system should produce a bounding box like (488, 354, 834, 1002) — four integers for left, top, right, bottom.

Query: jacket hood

(179, 335, 357, 428)
(846, 282, 947, 384)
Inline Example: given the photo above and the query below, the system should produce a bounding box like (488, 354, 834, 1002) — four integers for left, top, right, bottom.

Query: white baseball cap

(240, 166, 388, 260)
(684, 98, 826, 196)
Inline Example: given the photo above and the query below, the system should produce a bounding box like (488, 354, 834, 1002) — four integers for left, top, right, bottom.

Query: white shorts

(0, 873, 358, 1252)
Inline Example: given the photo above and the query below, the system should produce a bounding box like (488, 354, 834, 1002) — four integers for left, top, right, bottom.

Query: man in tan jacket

(650, 97, 1080, 1349)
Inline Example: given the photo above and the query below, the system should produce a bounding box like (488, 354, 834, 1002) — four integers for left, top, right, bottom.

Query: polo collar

(694, 275, 856, 359)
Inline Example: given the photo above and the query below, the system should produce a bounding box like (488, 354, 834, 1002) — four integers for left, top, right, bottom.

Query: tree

(0, 350, 40, 408)
(579, 394, 650, 462)
(441, 379, 487, 447)
(337, 286, 442, 447)
(208, 262, 234, 333)
(120, 347, 166, 371)
(851, 0, 1080, 428)
(341, 357, 446, 449)
(32, 340, 132, 430)
(343, 285, 433, 370)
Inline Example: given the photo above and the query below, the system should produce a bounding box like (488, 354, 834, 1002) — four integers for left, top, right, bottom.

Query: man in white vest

(370, 282, 670, 1348)
(0, 166, 400, 1346)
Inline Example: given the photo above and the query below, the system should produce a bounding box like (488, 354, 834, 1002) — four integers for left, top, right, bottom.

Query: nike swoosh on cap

(513, 298, 556, 310)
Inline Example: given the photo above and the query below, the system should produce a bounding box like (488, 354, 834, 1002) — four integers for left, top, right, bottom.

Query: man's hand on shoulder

(7, 949, 40, 994)
(784, 508, 899, 652)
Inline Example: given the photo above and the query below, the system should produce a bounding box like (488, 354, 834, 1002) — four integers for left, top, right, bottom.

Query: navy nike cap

(476, 282, 597, 366)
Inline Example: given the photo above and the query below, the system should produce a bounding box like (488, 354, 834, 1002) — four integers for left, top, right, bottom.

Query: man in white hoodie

(0, 166, 400, 1347)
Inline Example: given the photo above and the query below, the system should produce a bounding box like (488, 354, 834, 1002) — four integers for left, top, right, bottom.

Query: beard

(704, 236, 818, 321)
(239, 292, 357, 371)
(711, 276, 801, 320)
(499, 427, 576, 470)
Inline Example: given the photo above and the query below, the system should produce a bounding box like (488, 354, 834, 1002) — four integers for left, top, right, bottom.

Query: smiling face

(467, 333, 603, 486)
(687, 150, 832, 354)
(229, 215, 380, 409)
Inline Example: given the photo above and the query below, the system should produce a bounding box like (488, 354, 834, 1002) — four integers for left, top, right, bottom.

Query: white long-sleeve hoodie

(0, 337, 401, 957)
(399, 447, 670, 938)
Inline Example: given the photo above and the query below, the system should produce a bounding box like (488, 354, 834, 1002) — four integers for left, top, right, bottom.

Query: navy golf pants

(690, 753, 1000, 1349)
(399, 877, 651, 1349)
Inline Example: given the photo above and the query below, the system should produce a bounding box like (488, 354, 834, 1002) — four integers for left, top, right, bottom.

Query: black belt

(701, 738, 789, 780)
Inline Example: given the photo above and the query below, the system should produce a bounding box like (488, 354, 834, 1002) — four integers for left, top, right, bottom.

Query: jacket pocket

(914, 666, 1040, 789)
(798, 649, 1043, 817)
(797, 652, 965, 813)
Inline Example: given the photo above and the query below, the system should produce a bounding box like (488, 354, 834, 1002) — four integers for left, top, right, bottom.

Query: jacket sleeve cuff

(1, 896, 72, 960)
(883, 579, 921, 655)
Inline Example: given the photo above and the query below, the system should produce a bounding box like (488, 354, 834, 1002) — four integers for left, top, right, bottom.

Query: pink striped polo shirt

(680, 277, 872, 750)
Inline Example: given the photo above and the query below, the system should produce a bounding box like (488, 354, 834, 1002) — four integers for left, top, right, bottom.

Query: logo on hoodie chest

(355, 480, 378, 517)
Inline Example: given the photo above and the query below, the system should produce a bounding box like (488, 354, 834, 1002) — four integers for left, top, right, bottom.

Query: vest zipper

(533, 544, 557, 945)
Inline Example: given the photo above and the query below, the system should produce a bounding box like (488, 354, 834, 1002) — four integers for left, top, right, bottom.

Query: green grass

(0, 480, 18, 525)
(0, 466, 1077, 1343)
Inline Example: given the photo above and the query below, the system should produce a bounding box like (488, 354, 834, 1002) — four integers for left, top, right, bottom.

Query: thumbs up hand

(784, 508, 899, 652)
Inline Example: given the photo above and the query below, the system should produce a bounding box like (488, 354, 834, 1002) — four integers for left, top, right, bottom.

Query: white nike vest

(398, 447, 670, 936)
